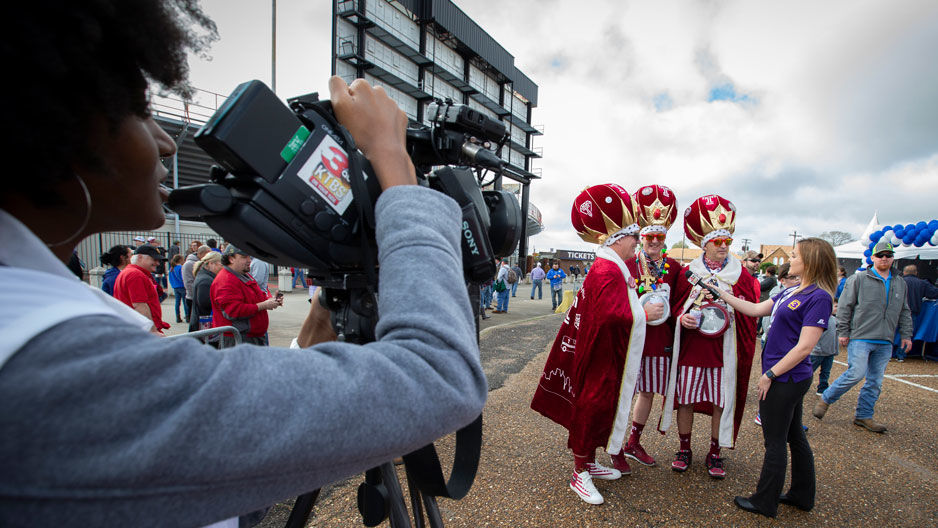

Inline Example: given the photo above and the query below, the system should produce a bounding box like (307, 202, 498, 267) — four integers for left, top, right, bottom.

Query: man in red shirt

(113, 245, 170, 333)
(211, 244, 281, 346)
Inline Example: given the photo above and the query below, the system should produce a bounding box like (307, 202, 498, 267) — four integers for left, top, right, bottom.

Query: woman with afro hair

(0, 2, 487, 526)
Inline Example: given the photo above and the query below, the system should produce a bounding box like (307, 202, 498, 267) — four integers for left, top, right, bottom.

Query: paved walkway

(159, 283, 938, 527)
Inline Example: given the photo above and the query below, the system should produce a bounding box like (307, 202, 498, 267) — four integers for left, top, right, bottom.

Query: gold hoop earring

(46, 172, 93, 248)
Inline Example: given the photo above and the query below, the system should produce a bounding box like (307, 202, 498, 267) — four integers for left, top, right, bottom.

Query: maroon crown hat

(683, 194, 736, 247)
(571, 183, 639, 245)
(634, 184, 678, 235)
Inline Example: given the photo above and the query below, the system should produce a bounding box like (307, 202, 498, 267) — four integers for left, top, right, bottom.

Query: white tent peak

(860, 210, 880, 241)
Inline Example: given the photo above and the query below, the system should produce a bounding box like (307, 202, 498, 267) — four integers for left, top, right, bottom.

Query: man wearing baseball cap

(113, 245, 170, 333)
(210, 244, 281, 346)
(813, 239, 913, 432)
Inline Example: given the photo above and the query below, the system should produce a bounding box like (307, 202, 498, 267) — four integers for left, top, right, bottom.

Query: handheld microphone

(685, 269, 723, 299)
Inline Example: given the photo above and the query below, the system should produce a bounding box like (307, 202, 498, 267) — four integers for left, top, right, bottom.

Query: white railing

(150, 87, 228, 125)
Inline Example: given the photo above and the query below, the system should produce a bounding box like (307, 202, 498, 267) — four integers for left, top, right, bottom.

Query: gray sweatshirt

(0, 186, 487, 527)
(837, 268, 913, 342)
(811, 316, 839, 357)
(182, 252, 200, 299)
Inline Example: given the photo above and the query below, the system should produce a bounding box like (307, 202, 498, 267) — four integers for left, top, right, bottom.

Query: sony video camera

(169, 80, 521, 289)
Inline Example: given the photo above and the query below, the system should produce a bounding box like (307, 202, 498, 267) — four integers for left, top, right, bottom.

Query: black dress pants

(748, 377, 815, 516)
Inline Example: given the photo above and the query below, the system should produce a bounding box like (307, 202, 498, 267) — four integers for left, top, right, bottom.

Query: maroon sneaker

(623, 442, 656, 466)
(671, 450, 692, 472)
(609, 452, 633, 475)
(706, 453, 726, 479)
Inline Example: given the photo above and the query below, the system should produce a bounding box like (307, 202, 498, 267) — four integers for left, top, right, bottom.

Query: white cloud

(186, 0, 938, 256)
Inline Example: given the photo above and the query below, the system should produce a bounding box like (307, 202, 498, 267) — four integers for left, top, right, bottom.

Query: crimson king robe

(530, 250, 646, 456)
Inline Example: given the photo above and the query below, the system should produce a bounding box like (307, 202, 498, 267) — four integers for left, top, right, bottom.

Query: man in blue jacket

(547, 262, 567, 311)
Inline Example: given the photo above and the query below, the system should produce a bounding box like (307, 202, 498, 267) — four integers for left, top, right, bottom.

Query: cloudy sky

(185, 0, 938, 255)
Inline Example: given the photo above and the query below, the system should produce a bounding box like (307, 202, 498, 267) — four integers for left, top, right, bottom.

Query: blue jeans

(173, 287, 189, 320)
(821, 340, 891, 419)
(551, 285, 563, 309)
(531, 279, 543, 299)
(480, 285, 493, 309)
(496, 289, 510, 312)
(292, 269, 306, 288)
(810, 355, 834, 393)
(510, 281, 519, 297)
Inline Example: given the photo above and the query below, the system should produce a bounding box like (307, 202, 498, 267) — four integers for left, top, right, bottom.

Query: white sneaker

(570, 470, 604, 505)
(586, 461, 622, 480)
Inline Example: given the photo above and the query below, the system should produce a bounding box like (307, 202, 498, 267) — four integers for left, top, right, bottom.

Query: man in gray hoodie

(182, 245, 210, 320)
(813, 240, 912, 432)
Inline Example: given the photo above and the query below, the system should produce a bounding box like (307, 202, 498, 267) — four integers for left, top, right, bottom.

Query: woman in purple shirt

(698, 238, 837, 519)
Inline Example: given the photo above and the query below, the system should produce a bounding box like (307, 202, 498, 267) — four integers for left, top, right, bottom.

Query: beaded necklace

(635, 248, 671, 294)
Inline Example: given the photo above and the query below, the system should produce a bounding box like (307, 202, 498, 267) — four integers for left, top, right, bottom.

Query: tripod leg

(421, 494, 444, 528)
(284, 489, 320, 528)
(405, 463, 445, 528)
(379, 462, 412, 528)
(405, 468, 426, 528)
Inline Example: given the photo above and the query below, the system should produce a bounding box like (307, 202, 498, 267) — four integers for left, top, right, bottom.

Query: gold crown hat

(633, 184, 678, 236)
(571, 183, 639, 245)
(683, 194, 736, 247)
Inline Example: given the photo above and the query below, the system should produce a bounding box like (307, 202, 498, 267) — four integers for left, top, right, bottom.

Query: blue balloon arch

(859, 219, 938, 268)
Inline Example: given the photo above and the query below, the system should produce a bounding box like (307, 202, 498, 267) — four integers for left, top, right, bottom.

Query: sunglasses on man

(746, 258, 760, 263)
(710, 237, 733, 247)
(642, 233, 666, 242)
(873, 252, 894, 259)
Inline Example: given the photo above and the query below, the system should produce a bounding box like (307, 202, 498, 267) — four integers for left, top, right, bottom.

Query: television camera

(167, 80, 523, 528)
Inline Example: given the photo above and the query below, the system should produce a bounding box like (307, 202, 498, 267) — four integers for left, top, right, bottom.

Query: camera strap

(334, 124, 378, 291)
(402, 414, 482, 499)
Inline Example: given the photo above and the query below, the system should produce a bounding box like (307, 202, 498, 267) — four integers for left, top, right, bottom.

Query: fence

(76, 230, 287, 285)
(76, 230, 222, 272)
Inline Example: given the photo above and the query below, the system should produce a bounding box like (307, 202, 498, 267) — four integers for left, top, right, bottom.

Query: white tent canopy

(835, 211, 938, 260)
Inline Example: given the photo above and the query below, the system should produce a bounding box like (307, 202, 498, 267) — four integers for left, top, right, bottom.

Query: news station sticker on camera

(296, 134, 363, 216)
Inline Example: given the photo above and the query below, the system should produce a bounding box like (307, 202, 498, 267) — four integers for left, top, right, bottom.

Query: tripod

(283, 285, 483, 528)
(285, 460, 444, 528)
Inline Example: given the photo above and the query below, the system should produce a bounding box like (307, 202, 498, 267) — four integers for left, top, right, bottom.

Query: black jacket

(188, 268, 217, 332)
(903, 274, 938, 315)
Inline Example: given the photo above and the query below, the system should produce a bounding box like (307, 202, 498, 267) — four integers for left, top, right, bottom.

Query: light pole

(271, 0, 277, 94)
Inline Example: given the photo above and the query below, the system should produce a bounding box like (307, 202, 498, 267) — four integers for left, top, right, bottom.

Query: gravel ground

(162, 289, 938, 527)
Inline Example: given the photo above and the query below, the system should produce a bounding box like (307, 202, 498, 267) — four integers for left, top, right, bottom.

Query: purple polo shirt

(762, 285, 833, 383)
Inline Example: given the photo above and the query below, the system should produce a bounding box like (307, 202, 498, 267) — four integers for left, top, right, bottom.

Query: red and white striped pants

(635, 356, 671, 395)
(676, 366, 725, 407)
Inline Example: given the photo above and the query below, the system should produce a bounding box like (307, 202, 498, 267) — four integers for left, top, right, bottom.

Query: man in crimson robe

(659, 194, 759, 480)
(531, 183, 660, 505)
(618, 184, 683, 469)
